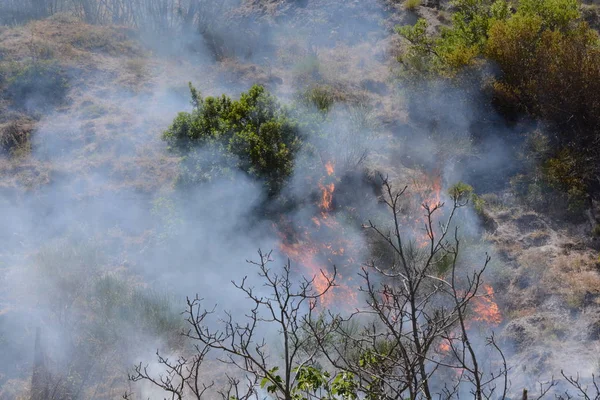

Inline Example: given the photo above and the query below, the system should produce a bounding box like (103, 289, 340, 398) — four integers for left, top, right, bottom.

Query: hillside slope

(0, 1, 600, 398)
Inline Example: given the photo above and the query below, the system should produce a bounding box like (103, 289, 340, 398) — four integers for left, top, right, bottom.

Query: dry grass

(486, 203, 600, 331)
(548, 252, 600, 308)
(0, 378, 30, 400)
(0, 17, 191, 194)
(275, 35, 310, 67)
(25, 37, 56, 60)
(0, 118, 34, 156)
(126, 57, 147, 79)
(69, 29, 134, 55)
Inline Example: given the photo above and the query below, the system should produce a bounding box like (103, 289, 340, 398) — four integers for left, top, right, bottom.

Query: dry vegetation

(1, 0, 600, 398)
(483, 199, 600, 375)
(0, 17, 184, 192)
(0, 10, 407, 194)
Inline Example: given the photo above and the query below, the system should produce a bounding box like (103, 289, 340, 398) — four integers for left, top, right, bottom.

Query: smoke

(0, 0, 586, 398)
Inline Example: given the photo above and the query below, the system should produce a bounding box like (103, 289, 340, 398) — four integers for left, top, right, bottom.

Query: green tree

(163, 84, 301, 195)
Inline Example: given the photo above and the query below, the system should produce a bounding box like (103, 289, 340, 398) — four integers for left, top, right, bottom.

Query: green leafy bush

(397, 0, 600, 210)
(163, 84, 301, 194)
(517, 0, 579, 30)
(542, 149, 589, 213)
(448, 181, 485, 210)
(300, 84, 337, 113)
(485, 8, 600, 129)
(396, 0, 510, 77)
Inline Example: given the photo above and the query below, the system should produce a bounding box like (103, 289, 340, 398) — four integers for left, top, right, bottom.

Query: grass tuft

(404, 0, 421, 11)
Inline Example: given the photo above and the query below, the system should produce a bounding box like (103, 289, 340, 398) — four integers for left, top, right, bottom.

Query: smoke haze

(1, 0, 596, 398)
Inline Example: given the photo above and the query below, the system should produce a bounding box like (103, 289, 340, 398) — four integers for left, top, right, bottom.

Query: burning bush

(128, 178, 509, 400)
(510, 144, 589, 219)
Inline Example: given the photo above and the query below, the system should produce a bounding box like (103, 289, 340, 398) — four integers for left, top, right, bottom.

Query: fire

(412, 172, 502, 327)
(319, 182, 335, 211)
(319, 161, 335, 212)
(275, 160, 359, 309)
(409, 170, 502, 359)
(325, 161, 335, 176)
(472, 284, 502, 326)
(278, 239, 336, 304)
(275, 162, 502, 322)
(438, 338, 451, 354)
(437, 286, 502, 358)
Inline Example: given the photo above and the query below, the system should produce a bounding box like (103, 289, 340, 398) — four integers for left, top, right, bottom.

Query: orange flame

(472, 284, 502, 326)
(325, 161, 335, 176)
(278, 239, 336, 304)
(319, 161, 335, 211)
(413, 171, 502, 327)
(276, 160, 358, 309)
(437, 286, 502, 357)
(438, 339, 451, 354)
(319, 182, 335, 211)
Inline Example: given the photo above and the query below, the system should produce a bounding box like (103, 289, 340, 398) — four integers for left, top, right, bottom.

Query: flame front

(319, 161, 335, 212)
(325, 161, 335, 176)
(276, 160, 358, 309)
(276, 164, 502, 322)
(438, 340, 451, 353)
(438, 285, 502, 358)
(472, 284, 502, 326)
(319, 182, 335, 212)
(278, 239, 335, 303)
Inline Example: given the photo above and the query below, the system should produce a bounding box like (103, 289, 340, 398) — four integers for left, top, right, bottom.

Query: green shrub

(542, 149, 589, 213)
(510, 170, 587, 219)
(517, 0, 579, 30)
(32, 237, 105, 321)
(130, 289, 183, 338)
(397, 0, 600, 206)
(300, 85, 337, 113)
(448, 181, 486, 215)
(163, 84, 301, 194)
(480, 193, 502, 208)
(396, 0, 510, 77)
(404, 0, 421, 11)
(5, 61, 69, 112)
(485, 11, 600, 130)
(448, 181, 475, 202)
